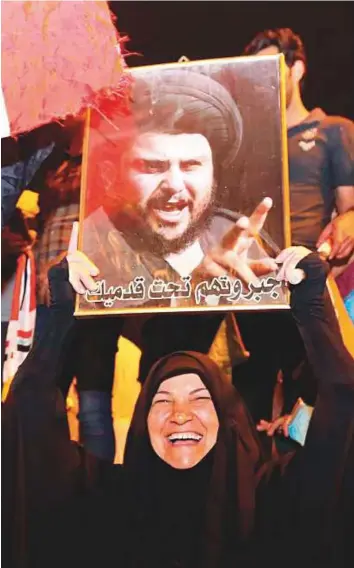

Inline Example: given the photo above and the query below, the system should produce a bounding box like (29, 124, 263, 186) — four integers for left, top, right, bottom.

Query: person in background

(1, 124, 56, 382)
(1, 127, 55, 230)
(2, 121, 122, 482)
(232, 27, 354, 428)
(28, 122, 122, 476)
(244, 27, 354, 255)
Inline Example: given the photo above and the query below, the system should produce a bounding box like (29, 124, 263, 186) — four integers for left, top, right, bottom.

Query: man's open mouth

(151, 198, 189, 223)
(166, 432, 203, 445)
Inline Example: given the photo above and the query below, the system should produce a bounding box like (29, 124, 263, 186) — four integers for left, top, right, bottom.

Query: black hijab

(123, 351, 264, 568)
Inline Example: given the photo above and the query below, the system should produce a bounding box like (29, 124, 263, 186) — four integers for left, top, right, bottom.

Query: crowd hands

(258, 412, 293, 438)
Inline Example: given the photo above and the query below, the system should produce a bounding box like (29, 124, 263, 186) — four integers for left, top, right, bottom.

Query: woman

(122, 350, 262, 568)
(121, 250, 354, 568)
(3, 241, 353, 567)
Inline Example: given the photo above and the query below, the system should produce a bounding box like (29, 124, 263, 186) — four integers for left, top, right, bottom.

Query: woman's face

(147, 373, 219, 469)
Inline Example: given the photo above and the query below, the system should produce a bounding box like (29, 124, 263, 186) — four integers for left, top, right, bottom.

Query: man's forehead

(130, 131, 213, 160)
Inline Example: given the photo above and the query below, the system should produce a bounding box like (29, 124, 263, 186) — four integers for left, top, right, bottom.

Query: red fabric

(17, 329, 33, 340)
(2, 1, 126, 136)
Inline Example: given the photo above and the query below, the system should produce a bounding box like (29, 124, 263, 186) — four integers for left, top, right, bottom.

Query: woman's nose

(170, 404, 193, 425)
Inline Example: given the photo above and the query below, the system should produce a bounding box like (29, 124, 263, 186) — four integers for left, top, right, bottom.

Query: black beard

(106, 199, 215, 257)
(138, 203, 214, 256)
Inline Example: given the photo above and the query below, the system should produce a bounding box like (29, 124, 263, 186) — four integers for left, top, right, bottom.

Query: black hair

(244, 28, 307, 89)
(244, 27, 306, 66)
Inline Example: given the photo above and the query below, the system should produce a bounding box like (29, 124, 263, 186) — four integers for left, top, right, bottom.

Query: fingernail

(237, 217, 249, 229)
(263, 197, 273, 208)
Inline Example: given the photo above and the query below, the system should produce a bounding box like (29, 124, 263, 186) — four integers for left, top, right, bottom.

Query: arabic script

(194, 276, 282, 305)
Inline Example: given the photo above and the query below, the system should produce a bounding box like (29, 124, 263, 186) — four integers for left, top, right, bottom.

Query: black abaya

(2, 255, 354, 568)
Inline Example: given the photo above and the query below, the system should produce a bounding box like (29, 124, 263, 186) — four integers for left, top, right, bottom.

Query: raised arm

(2, 255, 80, 568)
(8, 221, 94, 394)
(290, 252, 354, 388)
(7, 257, 76, 394)
(273, 249, 354, 564)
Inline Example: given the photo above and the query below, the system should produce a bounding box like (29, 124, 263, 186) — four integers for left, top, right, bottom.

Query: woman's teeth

(167, 432, 203, 443)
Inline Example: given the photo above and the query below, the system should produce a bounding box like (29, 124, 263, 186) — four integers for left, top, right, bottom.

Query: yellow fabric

(2, 377, 13, 402)
(112, 336, 142, 464)
(207, 313, 248, 382)
(16, 189, 39, 218)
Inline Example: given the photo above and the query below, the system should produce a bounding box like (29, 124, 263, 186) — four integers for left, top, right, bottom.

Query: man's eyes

(133, 159, 203, 173)
(181, 160, 203, 171)
(132, 159, 166, 173)
(144, 161, 167, 173)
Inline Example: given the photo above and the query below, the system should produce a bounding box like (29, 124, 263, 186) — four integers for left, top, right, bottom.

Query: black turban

(130, 68, 243, 169)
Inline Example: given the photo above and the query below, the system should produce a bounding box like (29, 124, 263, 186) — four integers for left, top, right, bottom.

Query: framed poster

(76, 54, 290, 316)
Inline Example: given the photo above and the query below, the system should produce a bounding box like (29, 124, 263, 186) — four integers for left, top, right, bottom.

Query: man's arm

(335, 185, 354, 215)
(317, 205, 354, 261)
(317, 118, 354, 259)
(335, 185, 354, 258)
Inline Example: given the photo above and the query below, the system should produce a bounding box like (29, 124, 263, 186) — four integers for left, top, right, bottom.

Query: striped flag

(2, 251, 37, 400)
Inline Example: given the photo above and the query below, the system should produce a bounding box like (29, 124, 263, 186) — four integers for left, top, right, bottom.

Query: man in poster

(79, 69, 284, 312)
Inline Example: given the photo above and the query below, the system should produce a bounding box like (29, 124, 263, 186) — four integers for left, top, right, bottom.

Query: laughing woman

(121, 249, 354, 568)
(2, 243, 354, 568)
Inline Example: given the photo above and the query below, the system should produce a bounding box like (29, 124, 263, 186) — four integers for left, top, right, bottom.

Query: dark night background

(109, 1, 354, 120)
